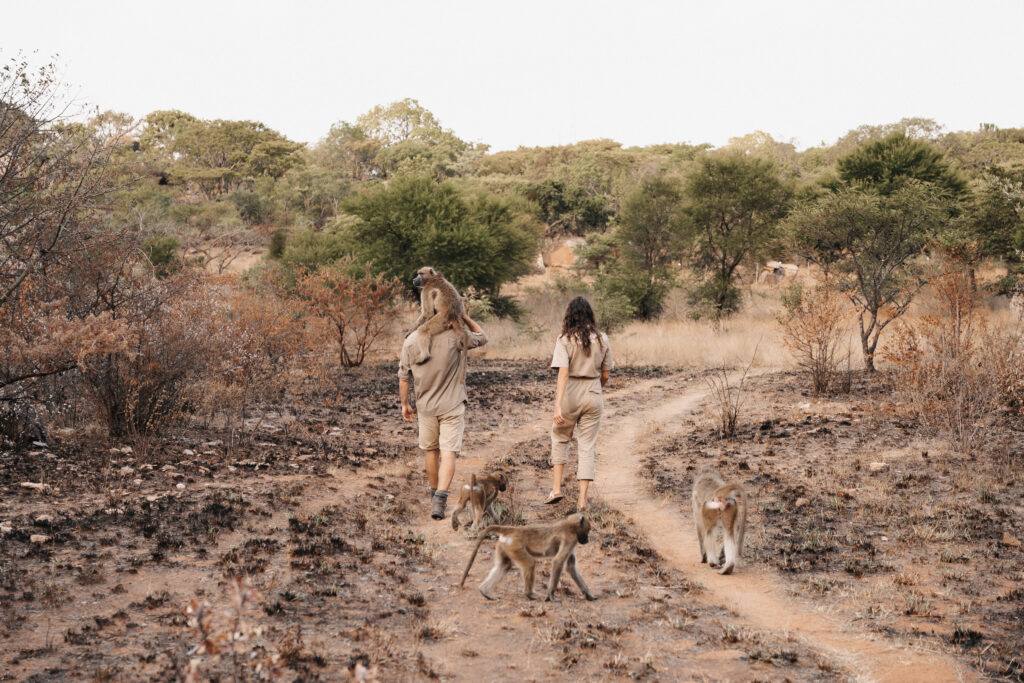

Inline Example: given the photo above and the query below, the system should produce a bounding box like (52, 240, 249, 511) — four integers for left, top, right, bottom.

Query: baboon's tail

(459, 524, 499, 587)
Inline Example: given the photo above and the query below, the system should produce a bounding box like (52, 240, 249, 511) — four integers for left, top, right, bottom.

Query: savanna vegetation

(3, 53, 1024, 680)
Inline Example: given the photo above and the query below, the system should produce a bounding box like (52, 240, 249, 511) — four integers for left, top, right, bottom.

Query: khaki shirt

(398, 328, 487, 417)
(551, 333, 614, 379)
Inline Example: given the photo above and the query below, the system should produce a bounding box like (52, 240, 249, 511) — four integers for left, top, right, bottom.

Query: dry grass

(367, 265, 1024, 374)
(483, 283, 863, 370)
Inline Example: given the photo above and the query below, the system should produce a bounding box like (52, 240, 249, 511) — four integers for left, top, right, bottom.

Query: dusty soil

(642, 371, 1024, 681)
(0, 360, 1008, 681)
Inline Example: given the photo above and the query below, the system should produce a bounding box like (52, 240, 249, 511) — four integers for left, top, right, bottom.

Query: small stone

(1001, 532, 1021, 548)
(120, 446, 133, 454)
(795, 497, 809, 508)
(184, 449, 195, 456)
(868, 462, 889, 473)
(0, 523, 12, 535)
(133, 478, 143, 486)
(175, 483, 186, 490)
(120, 466, 134, 475)
(799, 402, 811, 410)
(203, 440, 223, 448)
(19, 482, 49, 491)
(32, 441, 48, 448)
(145, 495, 161, 502)
(34, 514, 53, 524)
(30, 534, 50, 543)
(228, 466, 237, 473)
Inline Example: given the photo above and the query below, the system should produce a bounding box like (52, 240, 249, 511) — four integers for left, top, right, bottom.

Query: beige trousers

(551, 378, 603, 480)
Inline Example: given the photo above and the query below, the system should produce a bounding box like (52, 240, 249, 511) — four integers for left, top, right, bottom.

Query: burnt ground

(1, 360, 837, 681)
(642, 371, 1024, 681)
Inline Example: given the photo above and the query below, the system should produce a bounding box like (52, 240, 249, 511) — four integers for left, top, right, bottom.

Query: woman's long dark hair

(561, 296, 602, 356)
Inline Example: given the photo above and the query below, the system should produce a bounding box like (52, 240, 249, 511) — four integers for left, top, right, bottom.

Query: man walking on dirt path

(399, 313, 487, 520)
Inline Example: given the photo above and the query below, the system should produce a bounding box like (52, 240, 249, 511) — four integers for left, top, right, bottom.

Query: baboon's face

(574, 515, 591, 544)
(412, 266, 436, 288)
(496, 473, 508, 492)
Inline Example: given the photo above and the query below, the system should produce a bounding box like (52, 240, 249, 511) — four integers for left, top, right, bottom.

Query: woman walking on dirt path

(547, 296, 613, 511)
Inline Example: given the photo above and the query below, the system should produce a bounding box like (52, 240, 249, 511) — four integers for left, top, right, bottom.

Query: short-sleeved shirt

(551, 332, 614, 378)
(398, 328, 487, 417)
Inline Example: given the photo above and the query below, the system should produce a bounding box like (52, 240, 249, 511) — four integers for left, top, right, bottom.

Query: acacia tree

(788, 184, 947, 372)
(683, 154, 794, 315)
(835, 132, 966, 199)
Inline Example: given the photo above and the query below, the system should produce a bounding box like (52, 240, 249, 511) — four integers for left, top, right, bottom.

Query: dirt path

(595, 377, 975, 683)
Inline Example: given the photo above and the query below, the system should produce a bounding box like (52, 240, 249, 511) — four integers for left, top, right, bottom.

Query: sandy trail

(595, 377, 975, 683)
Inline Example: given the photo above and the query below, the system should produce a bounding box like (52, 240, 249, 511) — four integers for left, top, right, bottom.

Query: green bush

(279, 229, 350, 271)
(229, 189, 268, 225)
(343, 176, 539, 304)
(688, 276, 741, 318)
(141, 235, 181, 277)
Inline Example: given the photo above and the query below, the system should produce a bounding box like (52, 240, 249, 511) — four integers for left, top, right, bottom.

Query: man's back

(398, 328, 486, 417)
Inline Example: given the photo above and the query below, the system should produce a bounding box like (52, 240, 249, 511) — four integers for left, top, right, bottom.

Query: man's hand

(402, 404, 415, 423)
(553, 409, 566, 426)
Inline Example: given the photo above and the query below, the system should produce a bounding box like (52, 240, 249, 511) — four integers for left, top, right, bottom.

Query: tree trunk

(860, 310, 877, 373)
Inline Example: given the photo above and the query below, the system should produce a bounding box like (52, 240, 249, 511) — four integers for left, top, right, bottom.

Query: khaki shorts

(418, 403, 466, 452)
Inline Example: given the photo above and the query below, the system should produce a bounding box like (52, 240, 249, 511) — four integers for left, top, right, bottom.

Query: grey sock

(433, 489, 449, 502)
(430, 487, 437, 500)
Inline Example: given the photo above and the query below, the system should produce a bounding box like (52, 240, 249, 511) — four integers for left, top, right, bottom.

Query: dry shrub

(705, 358, 754, 439)
(779, 282, 849, 395)
(183, 576, 280, 681)
(78, 275, 228, 438)
(886, 265, 1020, 453)
(297, 263, 404, 367)
(206, 273, 326, 434)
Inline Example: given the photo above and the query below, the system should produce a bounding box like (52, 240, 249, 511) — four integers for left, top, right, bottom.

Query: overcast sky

(2, 0, 1022, 151)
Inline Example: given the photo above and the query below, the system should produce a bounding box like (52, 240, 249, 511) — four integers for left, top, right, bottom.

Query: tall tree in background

(835, 132, 966, 199)
(139, 112, 304, 196)
(355, 98, 480, 179)
(788, 184, 947, 372)
(594, 176, 687, 319)
(683, 154, 794, 316)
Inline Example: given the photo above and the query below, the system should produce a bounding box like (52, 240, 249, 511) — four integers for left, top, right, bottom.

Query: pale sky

(2, 0, 1022, 151)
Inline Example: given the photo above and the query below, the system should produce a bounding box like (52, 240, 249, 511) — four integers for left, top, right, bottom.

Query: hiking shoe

(430, 492, 448, 520)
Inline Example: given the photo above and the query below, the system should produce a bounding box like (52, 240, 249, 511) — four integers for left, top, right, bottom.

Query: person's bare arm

(463, 313, 484, 334)
(462, 313, 488, 346)
(399, 379, 415, 423)
(553, 367, 569, 425)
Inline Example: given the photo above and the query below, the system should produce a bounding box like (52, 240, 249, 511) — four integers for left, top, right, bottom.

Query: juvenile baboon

(410, 266, 467, 365)
(691, 467, 747, 575)
(459, 513, 596, 602)
(451, 471, 509, 531)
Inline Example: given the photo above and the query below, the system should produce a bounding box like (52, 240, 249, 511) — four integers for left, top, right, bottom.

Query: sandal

(544, 491, 564, 505)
